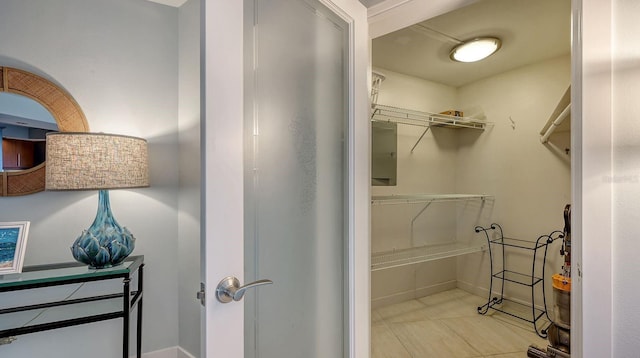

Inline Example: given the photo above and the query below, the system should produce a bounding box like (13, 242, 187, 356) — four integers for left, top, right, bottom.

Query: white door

(202, 0, 369, 357)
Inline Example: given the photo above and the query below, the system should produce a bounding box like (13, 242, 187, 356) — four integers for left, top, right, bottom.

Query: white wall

(177, 0, 201, 356)
(455, 55, 571, 303)
(371, 68, 461, 307)
(456, 55, 572, 237)
(0, 0, 180, 356)
(612, 0, 640, 354)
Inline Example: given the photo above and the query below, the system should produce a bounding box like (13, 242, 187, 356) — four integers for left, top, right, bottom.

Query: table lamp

(45, 132, 149, 269)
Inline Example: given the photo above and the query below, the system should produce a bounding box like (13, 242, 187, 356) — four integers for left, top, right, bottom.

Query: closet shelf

(371, 193, 492, 271)
(371, 104, 488, 130)
(371, 242, 488, 271)
(371, 193, 492, 206)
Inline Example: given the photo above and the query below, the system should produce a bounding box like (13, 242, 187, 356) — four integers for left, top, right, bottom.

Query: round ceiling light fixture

(450, 37, 502, 63)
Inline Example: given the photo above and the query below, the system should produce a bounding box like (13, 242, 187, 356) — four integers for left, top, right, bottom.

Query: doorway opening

(368, 0, 573, 356)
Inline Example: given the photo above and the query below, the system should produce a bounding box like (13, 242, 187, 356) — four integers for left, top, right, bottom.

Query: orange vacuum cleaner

(528, 204, 571, 358)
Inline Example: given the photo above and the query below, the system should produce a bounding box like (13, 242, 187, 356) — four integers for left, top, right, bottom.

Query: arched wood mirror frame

(0, 66, 89, 196)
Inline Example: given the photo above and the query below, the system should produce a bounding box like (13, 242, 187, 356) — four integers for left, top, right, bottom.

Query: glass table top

(0, 255, 143, 289)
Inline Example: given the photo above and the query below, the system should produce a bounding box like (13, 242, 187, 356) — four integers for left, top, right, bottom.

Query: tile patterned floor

(372, 289, 549, 357)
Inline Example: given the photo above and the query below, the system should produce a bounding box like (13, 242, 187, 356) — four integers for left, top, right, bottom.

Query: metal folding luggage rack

(474, 224, 563, 338)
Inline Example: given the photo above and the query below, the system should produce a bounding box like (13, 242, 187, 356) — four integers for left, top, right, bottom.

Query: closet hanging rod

(540, 103, 570, 144)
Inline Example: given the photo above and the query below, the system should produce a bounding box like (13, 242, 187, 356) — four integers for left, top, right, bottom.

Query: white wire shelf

(371, 193, 492, 206)
(371, 104, 489, 130)
(371, 242, 488, 271)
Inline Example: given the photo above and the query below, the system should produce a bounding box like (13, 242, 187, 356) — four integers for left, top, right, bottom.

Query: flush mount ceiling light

(450, 37, 502, 63)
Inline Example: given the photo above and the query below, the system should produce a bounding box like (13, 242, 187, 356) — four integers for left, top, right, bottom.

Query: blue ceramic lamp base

(71, 190, 136, 269)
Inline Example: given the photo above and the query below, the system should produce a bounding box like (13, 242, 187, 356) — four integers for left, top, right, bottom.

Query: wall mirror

(0, 66, 89, 196)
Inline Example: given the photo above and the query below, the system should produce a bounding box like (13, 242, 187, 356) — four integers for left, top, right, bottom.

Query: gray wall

(178, 0, 201, 356)
(0, 0, 180, 356)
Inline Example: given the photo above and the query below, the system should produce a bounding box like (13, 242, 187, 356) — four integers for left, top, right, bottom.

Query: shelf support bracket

(410, 201, 433, 246)
(410, 126, 430, 153)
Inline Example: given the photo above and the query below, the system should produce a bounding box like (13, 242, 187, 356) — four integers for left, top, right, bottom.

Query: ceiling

(372, 0, 571, 87)
(146, 0, 570, 88)
(358, 0, 387, 7)
(0, 93, 57, 132)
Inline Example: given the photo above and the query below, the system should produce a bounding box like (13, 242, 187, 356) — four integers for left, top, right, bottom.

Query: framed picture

(0, 221, 30, 274)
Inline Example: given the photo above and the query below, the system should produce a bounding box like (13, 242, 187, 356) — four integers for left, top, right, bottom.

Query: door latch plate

(197, 282, 205, 306)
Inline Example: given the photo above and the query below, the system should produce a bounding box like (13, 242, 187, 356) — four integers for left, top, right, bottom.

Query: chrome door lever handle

(216, 276, 273, 303)
(233, 279, 272, 301)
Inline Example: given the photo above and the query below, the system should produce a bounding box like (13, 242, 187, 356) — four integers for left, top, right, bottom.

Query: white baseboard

(135, 346, 197, 358)
(457, 280, 489, 298)
(371, 280, 456, 309)
(178, 346, 197, 358)
(371, 289, 415, 309)
(415, 280, 457, 299)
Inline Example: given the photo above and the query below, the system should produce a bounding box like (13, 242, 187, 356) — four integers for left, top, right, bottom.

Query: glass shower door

(244, 0, 348, 356)
(202, 0, 368, 356)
